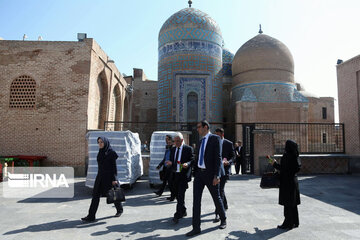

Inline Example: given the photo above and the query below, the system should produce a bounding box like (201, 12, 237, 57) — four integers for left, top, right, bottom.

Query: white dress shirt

(175, 143, 184, 172)
(198, 132, 211, 169)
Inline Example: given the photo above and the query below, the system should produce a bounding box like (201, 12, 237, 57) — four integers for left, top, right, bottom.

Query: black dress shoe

(154, 191, 162, 196)
(81, 216, 95, 222)
(166, 197, 175, 201)
(172, 217, 179, 224)
(277, 224, 292, 230)
(114, 211, 123, 217)
(213, 214, 220, 223)
(219, 220, 227, 229)
(186, 229, 201, 237)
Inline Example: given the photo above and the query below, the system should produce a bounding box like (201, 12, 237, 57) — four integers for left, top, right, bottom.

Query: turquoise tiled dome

(158, 8, 222, 47)
(222, 48, 234, 76)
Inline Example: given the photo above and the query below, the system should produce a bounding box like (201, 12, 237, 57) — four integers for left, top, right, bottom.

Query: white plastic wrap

(149, 131, 177, 185)
(85, 131, 143, 188)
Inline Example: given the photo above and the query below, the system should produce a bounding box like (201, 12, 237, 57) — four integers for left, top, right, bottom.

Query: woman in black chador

(82, 137, 123, 222)
(270, 140, 301, 230)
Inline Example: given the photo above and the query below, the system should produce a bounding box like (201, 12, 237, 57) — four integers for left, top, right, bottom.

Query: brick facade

(0, 38, 130, 176)
(337, 55, 360, 155)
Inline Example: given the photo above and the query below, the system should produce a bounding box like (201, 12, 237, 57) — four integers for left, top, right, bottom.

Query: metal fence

(104, 121, 345, 154)
(252, 123, 345, 154)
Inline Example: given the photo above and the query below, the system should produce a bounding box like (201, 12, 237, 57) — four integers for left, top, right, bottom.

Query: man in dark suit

(235, 140, 246, 174)
(155, 135, 175, 200)
(186, 120, 227, 237)
(169, 132, 194, 223)
(213, 128, 235, 222)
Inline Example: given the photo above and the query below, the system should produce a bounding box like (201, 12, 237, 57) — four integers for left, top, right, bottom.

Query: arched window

(187, 92, 198, 122)
(9, 75, 36, 109)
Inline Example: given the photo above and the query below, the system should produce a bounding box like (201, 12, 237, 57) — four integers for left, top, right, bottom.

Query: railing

(104, 121, 345, 154)
(251, 123, 345, 154)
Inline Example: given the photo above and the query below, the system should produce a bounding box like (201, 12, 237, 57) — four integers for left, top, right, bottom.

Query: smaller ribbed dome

(232, 34, 294, 86)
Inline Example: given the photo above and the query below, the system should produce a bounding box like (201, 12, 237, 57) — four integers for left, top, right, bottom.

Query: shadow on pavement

(3, 216, 114, 235)
(227, 227, 285, 240)
(133, 226, 220, 240)
(91, 213, 220, 240)
(299, 175, 360, 215)
(17, 181, 92, 203)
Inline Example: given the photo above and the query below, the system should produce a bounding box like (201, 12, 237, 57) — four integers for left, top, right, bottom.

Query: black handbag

(260, 164, 280, 189)
(106, 184, 126, 204)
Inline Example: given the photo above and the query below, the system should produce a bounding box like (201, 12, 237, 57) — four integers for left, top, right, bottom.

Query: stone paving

(0, 174, 359, 240)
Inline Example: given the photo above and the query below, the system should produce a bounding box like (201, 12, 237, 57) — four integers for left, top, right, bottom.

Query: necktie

(175, 147, 180, 164)
(199, 138, 205, 166)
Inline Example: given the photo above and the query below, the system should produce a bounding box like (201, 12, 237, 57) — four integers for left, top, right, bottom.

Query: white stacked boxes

(85, 131, 143, 188)
(149, 131, 176, 185)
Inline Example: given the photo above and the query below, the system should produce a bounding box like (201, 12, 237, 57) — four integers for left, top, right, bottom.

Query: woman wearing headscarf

(270, 140, 301, 230)
(82, 137, 123, 222)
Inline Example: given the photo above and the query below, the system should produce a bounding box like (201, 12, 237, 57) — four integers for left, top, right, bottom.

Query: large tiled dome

(158, 7, 222, 47)
(157, 7, 224, 123)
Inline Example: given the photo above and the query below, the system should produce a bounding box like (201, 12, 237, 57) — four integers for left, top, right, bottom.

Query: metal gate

(242, 124, 255, 174)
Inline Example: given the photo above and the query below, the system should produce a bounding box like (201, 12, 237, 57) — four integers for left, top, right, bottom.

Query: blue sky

(1, 0, 359, 119)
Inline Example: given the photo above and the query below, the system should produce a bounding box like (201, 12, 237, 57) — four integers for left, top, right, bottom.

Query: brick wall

(0, 39, 129, 176)
(131, 68, 158, 142)
(337, 55, 360, 155)
(307, 97, 335, 123)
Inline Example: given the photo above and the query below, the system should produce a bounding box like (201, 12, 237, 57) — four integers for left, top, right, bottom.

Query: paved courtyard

(0, 174, 359, 240)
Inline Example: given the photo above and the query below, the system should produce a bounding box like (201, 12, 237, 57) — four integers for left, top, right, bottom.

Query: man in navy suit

(169, 132, 194, 223)
(186, 121, 227, 237)
(213, 128, 235, 222)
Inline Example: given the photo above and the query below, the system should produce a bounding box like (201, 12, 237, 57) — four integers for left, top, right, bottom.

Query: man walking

(213, 128, 235, 222)
(186, 120, 227, 237)
(170, 132, 194, 224)
(235, 140, 245, 174)
(155, 135, 175, 200)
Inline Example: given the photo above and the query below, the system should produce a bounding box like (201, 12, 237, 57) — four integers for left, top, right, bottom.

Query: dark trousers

(241, 159, 247, 174)
(236, 158, 246, 174)
(158, 168, 173, 196)
(88, 182, 123, 218)
(192, 171, 226, 230)
(216, 175, 228, 214)
(235, 158, 240, 174)
(173, 173, 188, 219)
(283, 205, 299, 227)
